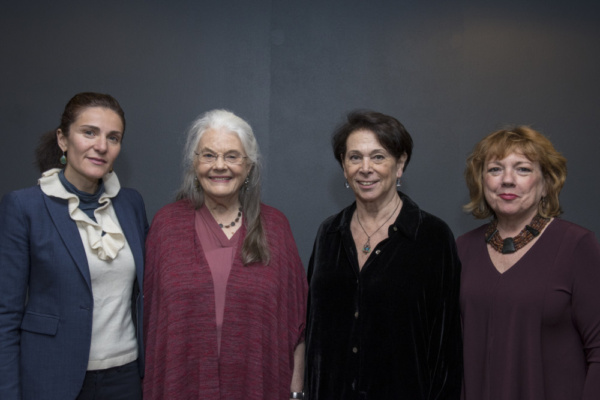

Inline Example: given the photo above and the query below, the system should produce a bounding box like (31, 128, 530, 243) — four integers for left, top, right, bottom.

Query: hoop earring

(60, 152, 67, 165)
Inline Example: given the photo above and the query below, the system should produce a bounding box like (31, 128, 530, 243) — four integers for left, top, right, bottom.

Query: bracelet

(290, 391, 304, 399)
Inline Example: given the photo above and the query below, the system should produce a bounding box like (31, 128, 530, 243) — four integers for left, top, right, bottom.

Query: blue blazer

(0, 184, 148, 400)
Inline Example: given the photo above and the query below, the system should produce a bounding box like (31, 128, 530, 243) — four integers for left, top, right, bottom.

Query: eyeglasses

(344, 153, 391, 165)
(194, 151, 248, 165)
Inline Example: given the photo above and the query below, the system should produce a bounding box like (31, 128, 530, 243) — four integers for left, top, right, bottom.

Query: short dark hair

(331, 110, 413, 170)
(35, 92, 125, 172)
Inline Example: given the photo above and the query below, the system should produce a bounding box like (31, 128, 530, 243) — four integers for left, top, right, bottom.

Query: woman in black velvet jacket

(303, 111, 462, 399)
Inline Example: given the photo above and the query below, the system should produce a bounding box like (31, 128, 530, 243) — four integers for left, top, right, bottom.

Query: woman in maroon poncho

(459, 126, 600, 400)
(143, 110, 307, 400)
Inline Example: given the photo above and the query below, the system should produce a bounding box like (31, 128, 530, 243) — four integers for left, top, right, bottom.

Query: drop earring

(344, 180, 350, 189)
(396, 178, 401, 188)
(60, 152, 67, 165)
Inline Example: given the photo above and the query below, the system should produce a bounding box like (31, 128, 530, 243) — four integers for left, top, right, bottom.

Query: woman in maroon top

(143, 110, 307, 400)
(459, 126, 600, 400)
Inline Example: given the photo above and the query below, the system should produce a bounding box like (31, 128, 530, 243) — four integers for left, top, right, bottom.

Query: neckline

(197, 205, 241, 245)
(486, 218, 554, 275)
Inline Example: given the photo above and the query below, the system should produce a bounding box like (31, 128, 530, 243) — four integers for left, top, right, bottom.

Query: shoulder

(0, 185, 45, 213)
(549, 218, 593, 237)
(316, 205, 352, 236)
(260, 204, 296, 239)
(151, 200, 194, 228)
(146, 201, 195, 250)
(260, 203, 288, 224)
(457, 224, 488, 247)
(116, 187, 144, 203)
(418, 208, 455, 237)
(399, 194, 455, 241)
(153, 199, 194, 220)
(545, 218, 598, 250)
(114, 187, 146, 215)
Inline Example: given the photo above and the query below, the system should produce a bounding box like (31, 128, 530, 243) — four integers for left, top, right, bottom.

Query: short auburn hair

(463, 125, 567, 219)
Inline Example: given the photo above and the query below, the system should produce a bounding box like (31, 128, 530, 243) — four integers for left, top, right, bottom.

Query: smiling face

(57, 106, 123, 193)
(483, 152, 547, 224)
(343, 129, 406, 208)
(194, 128, 252, 206)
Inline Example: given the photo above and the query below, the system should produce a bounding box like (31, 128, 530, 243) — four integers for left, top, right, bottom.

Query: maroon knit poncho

(143, 200, 307, 400)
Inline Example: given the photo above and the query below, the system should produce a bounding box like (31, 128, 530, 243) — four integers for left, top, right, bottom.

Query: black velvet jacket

(304, 192, 462, 399)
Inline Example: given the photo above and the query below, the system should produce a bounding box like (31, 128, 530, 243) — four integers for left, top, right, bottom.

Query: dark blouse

(459, 218, 600, 400)
(304, 192, 462, 400)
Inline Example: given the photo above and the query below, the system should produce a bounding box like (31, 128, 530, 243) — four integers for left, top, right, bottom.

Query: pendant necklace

(216, 207, 242, 229)
(485, 214, 550, 254)
(355, 198, 401, 254)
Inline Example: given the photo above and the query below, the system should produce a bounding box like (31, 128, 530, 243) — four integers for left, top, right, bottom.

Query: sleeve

(143, 211, 163, 366)
(281, 216, 308, 349)
(143, 207, 178, 400)
(428, 225, 463, 399)
(571, 232, 600, 400)
(0, 192, 30, 398)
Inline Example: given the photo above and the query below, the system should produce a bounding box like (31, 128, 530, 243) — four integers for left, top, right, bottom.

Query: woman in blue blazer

(0, 92, 148, 400)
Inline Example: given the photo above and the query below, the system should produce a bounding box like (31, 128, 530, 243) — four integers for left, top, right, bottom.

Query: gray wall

(2, 0, 599, 266)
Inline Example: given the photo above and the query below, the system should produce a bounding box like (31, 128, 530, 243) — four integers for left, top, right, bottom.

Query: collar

(39, 168, 121, 201)
(38, 168, 125, 261)
(329, 191, 422, 241)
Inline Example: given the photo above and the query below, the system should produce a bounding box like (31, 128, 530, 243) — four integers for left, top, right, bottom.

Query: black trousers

(77, 360, 142, 400)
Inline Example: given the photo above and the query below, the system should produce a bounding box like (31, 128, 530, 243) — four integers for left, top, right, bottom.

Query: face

(194, 128, 252, 205)
(483, 152, 547, 223)
(57, 107, 123, 193)
(342, 129, 406, 206)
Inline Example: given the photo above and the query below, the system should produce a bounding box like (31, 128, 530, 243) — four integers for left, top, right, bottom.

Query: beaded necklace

(215, 207, 242, 229)
(485, 214, 550, 254)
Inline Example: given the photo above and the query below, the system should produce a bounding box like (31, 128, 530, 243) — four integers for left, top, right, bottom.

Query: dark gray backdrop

(2, 0, 599, 266)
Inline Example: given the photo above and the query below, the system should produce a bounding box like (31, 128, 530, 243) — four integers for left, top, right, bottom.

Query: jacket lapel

(43, 194, 92, 290)
(113, 196, 144, 289)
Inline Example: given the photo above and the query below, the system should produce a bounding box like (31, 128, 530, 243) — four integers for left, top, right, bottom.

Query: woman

(459, 126, 600, 399)
(143, 109, 307, 400)
(0, 92, 148, 399)
(304, 111, 462, 399)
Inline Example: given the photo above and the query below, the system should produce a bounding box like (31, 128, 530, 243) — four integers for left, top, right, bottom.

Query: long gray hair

(176, 109, 269, 265)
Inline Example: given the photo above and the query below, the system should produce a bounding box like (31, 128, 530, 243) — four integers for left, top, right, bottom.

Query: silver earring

(344, 180, 350, 189)
(396, 178, 401, 188)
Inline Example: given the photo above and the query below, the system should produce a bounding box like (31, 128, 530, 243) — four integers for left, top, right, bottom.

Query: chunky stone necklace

(217, 207, 242, 229)
(355, 198, 401, 254)
(485, 214, 550, 254)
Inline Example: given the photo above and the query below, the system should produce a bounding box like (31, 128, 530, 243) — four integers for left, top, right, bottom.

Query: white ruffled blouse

(39, 168, 125, 261)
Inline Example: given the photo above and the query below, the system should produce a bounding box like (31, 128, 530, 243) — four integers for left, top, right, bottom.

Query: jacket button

(352, 347, 358, 353)
(354, 311, 359, 319)
(375, 249, 381, 255)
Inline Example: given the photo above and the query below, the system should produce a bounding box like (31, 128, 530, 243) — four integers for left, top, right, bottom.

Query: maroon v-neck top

(458, 218, 600, 400)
